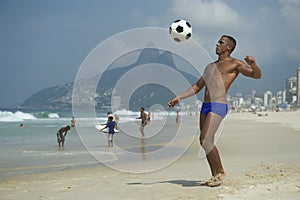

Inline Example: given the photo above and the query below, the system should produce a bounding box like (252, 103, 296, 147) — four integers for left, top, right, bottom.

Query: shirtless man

(71, 116, 76, 128)
(56, 125, 71, 148)
(136, 107, 148, 137)
(168, 35, 262, 186)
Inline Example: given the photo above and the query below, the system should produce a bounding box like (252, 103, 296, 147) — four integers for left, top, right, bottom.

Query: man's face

(215, 37, 230, 55)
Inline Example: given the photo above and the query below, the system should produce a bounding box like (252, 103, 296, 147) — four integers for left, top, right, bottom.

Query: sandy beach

(1, 112, 300, 200)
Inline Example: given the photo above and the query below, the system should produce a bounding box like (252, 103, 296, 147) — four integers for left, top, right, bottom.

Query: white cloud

(287, 48, 300, 59)
(279, 0, 300, 33)
(127, 1, 300, 93)
(130, 9, 163, 27)
(146, 16, 162, 27)
(169, 0, 242, 30)
(279, 0, 300, 5)
(130, 9, 143, 20)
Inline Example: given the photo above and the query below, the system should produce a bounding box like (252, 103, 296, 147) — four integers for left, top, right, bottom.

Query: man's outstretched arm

(168, 77, 206, 108)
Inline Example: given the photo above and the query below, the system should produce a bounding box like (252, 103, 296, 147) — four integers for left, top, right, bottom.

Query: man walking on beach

(168, 35, 262, 186)
(136, 107, 148, 137)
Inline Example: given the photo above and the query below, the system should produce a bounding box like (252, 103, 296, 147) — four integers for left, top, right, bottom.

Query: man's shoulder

(223, 57, 245, 70)
(230, 57, 244, 64)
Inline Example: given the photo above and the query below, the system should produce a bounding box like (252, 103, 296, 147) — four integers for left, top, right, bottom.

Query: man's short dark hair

(222, 35, 236, 53)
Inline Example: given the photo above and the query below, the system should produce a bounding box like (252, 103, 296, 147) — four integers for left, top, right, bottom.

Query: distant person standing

(101, 116, 115, 147)
(176, 111, 180, 124)
(56, 126, 71, 147)
(136, 107, 147, 137)
(107, 111, 119, 130)
(71, 116, 76, 128)
(114, 113, 119, 130)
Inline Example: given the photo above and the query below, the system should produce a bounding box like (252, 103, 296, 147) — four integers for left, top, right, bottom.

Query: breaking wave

(0, 110, 60, 122)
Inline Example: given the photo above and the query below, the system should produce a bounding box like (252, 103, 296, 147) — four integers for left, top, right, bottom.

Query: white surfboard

(95, 124, 119, 133)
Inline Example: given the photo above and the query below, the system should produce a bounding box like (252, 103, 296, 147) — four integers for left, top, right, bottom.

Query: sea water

(0, 109, 99, 180)
(0, 109, 192, 179)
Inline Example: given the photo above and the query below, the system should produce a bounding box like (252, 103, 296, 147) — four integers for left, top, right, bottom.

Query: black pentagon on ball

(169, 27, 172, 34)
(176, 25, 184, 33)
(173, 38, 181, 42)
(185, 21, 191, 28)
(186, 33, 191, 39)
(174, 19, 181, 23)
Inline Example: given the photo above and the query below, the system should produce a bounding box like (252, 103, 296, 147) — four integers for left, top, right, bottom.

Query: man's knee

(199, 133, 208, 145)
(199, 136, 213, 151)
(199, 135, 204, 145)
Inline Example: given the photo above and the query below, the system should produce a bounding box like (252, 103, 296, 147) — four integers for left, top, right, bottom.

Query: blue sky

(0, 0, 300, 108)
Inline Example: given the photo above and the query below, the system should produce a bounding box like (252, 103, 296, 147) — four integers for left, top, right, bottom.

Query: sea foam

(0, 110, 60, 122)
(0, 111, 36, 122)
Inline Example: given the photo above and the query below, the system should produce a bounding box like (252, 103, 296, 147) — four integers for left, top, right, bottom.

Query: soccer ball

(169, 19, 192, 42)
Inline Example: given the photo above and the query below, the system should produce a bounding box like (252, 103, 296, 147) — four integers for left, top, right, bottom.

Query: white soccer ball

(169, 19, 192, 42)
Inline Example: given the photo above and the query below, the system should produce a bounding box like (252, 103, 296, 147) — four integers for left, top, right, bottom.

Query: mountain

(19, 47, 200, 111)
(19, 83, 73, 110)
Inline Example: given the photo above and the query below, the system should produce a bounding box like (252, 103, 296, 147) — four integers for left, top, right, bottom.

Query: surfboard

(95, 124, 119, 133)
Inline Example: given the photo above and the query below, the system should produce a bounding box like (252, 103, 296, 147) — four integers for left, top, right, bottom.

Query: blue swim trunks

(200, 102, 228, 118)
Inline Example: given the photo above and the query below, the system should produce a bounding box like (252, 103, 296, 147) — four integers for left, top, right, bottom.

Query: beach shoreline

(1, 112, 300, 200)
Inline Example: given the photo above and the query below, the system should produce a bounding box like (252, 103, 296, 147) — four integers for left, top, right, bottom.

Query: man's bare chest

(216, 62, 237, 75)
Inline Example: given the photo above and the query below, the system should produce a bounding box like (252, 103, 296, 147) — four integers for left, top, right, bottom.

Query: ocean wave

(0, 111, 36, 122)
(0, 110, 60, 122)
(48, 113, 60, 118)
(0, 109, 176, 123)
(115, 109, 139, 116)
(33, 112, 60, 119)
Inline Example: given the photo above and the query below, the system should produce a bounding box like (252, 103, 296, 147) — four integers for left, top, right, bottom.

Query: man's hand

(244, 55, 262, 79)
(244, 55, 256, 66)
(168, 97, 179, 108)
